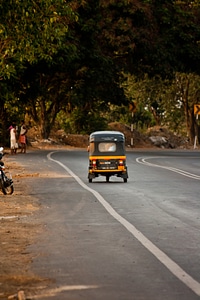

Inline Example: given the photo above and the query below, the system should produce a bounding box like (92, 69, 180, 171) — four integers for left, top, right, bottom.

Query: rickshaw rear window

(98, 142, 116, 152)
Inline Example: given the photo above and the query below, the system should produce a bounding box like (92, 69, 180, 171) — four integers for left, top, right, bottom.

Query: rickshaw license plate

(102, 166, 115, 170)
(97, 159, 116, 170)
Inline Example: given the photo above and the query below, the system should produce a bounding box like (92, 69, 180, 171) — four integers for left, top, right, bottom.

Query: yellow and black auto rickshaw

(88, 131, 128, 183)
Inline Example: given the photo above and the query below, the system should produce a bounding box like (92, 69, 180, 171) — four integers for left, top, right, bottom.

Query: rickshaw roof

(89, 131, 125, 142)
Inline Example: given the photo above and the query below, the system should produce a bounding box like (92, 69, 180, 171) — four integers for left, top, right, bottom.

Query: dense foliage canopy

(0, 0, 200, 144)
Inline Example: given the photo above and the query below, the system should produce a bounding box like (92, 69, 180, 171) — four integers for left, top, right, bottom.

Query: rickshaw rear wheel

(89, 178, 92, 183)
(123, 178, 127, 183)
(106, 175, 109, 182)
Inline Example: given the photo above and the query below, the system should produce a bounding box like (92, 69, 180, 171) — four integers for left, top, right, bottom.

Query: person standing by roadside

(10, 124, 17, 155)
(19, 120, 28, 153)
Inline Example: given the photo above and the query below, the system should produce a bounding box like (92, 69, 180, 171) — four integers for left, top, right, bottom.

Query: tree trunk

(185, 105, 195, 144)
(40, 120, 51, 139)
(40, 99, 51, 139)
(39, 98, 60, 139)
(0, 102, 10, 146)
(181, 76, 196, 144)
(150, 106, 160, 126)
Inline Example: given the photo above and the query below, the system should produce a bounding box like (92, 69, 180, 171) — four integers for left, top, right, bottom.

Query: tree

(0, 0, 79, 138)
(17, 59, 78, 138)
(166, 73, 200, 143)
(24, 0, 129, 136)
(97, 0, 200, 77)
(1, 0, 200, 140)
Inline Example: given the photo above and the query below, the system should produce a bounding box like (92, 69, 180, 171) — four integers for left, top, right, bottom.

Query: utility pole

(131, 111, 134, 147)
(129, 101, 137, 147)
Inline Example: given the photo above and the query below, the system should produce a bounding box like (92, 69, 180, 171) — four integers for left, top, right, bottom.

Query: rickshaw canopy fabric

(89, 131, 126, 156)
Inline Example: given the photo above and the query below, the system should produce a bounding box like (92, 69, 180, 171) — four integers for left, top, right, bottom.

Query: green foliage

(1, 0, 200, 140)
(163, 73, 200, 139)
(0, 0, 77, 79)
(60, 108, 108, 134)
(122, 71, 200, 141)
(96, 0, 200, 77)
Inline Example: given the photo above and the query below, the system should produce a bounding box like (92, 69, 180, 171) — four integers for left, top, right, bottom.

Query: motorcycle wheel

(1, 181, 14, 195)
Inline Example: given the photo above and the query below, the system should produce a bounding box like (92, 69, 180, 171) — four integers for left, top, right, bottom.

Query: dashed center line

(136, 156, 200, 180)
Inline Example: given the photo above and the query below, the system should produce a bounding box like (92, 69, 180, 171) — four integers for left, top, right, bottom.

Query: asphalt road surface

(13, 149, 200, 300)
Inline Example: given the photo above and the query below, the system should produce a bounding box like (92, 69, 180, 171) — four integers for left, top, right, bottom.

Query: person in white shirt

(10, 125, 17, 155)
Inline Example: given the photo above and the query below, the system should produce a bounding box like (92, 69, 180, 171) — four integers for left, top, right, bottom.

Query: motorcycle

(0, 147, 14, 195)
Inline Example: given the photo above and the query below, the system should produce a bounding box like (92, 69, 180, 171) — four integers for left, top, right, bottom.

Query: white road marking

(48, 152, 200, 296)
(31, 285, 98, 299)
(136, 156, 200, 180)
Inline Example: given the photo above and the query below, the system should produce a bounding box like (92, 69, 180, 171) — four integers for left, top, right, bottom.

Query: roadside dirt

(27, 123, 191, 150)
(0, 155, 50, 299)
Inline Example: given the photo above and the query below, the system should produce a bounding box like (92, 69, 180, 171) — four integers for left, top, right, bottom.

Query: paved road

(12, 149, 200, 299)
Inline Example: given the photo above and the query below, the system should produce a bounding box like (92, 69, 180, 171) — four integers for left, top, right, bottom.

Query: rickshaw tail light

(119, 160, 124, 166)
(92, 160, 96, 166)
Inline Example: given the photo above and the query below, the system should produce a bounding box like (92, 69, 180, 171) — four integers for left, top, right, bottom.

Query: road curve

(10, 149, 200, 300)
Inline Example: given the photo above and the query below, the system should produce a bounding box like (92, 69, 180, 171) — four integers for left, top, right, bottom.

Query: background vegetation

(0, 0, 200, 146)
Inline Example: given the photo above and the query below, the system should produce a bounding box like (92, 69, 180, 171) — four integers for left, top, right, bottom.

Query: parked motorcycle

(0, 147, 14, 195)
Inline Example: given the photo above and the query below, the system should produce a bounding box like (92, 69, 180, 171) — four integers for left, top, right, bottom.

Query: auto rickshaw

(88, 131, 128, 183)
